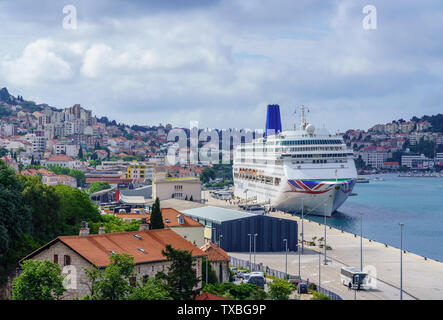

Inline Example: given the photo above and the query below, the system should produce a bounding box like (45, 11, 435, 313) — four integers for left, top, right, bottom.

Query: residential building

(152, 174, 201, 202)
(200, 241, 230, 283)
(20, 225, 205, 299)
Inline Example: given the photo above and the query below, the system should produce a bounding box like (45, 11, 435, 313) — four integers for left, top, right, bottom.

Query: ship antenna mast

(300, 105, 308, 130)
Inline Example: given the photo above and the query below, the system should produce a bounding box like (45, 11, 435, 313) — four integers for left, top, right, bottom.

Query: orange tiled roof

(47, 154, 72, 162)
(115, 208, 203, 228)
(195, 292, 231, 300)
(199, 241, 230, 262)
(43, 229, 206, 267)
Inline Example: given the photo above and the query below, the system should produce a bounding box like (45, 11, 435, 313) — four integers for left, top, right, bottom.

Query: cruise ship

(233, 105, 357, 217)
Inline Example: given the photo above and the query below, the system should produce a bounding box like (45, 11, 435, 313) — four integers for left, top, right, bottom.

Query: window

(64, 255, 71, 266)
(129, 277, 137, 287)
(53, 254, 58, 264)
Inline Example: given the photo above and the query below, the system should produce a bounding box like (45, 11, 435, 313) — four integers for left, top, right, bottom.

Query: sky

(0, 0, 442, 132)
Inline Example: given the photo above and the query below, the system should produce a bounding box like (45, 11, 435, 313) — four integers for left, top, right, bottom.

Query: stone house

(20, 222, 206, 299)
(200, 242, 230, 283)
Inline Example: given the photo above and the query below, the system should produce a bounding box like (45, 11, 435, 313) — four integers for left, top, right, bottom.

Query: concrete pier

(204, 191, 443, 300)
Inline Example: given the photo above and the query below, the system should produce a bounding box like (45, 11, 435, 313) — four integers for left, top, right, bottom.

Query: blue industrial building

(181, 206, 298, 252)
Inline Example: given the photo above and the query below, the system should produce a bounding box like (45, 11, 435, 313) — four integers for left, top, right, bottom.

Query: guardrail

(229, 256, 342, 300)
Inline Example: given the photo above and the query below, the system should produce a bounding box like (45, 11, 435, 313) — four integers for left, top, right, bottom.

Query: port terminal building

(181, 206, 298, 253)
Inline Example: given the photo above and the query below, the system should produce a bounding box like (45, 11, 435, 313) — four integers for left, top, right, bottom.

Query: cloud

(0, 0, 442, 131)
(1, 39, 73, 86)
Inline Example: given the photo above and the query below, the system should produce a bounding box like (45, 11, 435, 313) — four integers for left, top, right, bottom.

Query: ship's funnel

(265, 104, 282, 136)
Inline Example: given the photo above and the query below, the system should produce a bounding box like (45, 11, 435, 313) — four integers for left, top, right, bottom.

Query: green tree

(201, 258, 218, 285)
(17, 175, 62, 242)
(54, 185, 101, 235)
(78, 145, 84, 159)
(156, 244, 200, 300)
(150, 197, 164, 229)
(12, 260, 66, 300)
(202, 282, 267, 300)
(0, 160, 30, 283)
(87, 181, 111, 195)
(127, 277, 172, 300)
(268, 278, 294, 300)
(88, 253, 135, 300)
(89, 214, 140, 234)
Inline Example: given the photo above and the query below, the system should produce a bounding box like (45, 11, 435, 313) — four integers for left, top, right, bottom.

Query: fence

(229, 256, 342, 300)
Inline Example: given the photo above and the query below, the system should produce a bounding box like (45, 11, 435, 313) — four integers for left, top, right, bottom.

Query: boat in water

(233, 105, 357, 217)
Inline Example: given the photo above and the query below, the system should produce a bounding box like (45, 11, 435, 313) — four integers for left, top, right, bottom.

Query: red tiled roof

(195, 292, 231, 300)
(116, 208, 203, 228)
(47, 154, 72, 162)
(200, 242, 230, 262)
(24, 229, 206, 268)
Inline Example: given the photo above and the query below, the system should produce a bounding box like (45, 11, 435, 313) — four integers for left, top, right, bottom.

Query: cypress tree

(150, 197, 164, 229)
(78, 145, 83, 159)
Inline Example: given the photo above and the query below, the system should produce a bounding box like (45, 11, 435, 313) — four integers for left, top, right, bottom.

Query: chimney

(139, 218, 150, 231)
(79, 221, 90, 236)
(98, 223, 106, 235)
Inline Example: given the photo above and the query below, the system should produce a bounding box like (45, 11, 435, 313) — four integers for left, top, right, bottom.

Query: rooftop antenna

(300, 105, 308, 130)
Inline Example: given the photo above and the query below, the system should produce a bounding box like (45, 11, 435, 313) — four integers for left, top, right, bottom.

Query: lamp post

(205, 253, 208, 284)
(283, 239, 288, 278)
(301, 198, 304, 253)
(323, 203, 327, 265)
(219, 234, 223, 248)
(360, 212, 363, 271)
(318, 249, 321, 291)
(248, 233, 252, 271)
(400, 223, 404, 300)
(298, 242, 301, 279)
(253, 233, 258, 271)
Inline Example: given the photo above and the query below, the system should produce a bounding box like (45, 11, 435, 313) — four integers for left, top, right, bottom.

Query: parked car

(242, 273, 251, 283)
(247, 274, 266, 289)
(237, 270, 248, 278)
(288, 275, 302, 286)
(297, 283, 308, 294)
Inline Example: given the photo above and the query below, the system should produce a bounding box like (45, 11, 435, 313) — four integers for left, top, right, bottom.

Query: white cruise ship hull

(234, 178, 355, 217)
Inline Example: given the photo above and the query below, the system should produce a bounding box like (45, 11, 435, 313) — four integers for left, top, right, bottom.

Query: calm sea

(301, 173, 443, 262)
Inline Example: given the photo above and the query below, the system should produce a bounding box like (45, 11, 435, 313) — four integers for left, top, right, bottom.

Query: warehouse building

(181, 206, 298, 252)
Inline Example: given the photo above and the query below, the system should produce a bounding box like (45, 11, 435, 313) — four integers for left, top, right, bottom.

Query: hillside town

(343, 117, 443, 172)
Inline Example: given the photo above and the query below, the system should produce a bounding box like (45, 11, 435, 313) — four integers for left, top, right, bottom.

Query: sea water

(302, 173, 443, 262)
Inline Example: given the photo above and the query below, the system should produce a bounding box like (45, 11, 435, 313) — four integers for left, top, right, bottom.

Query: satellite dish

(306, 124, 315, 135)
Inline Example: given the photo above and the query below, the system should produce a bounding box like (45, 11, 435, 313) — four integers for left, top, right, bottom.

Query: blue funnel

(265, 104, 282, 136)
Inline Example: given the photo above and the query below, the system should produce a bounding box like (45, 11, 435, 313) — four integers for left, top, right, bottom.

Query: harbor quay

(204, 191, 443, 300)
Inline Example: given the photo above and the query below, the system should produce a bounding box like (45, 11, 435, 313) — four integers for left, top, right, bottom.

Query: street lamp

(253, 233, 258, 271)
(283, 239, 288, 278)
(318, 249, 321, 291)
(301, 198, 304, 253)
(360, 212, 363, 271)
(323, 203, 327, 265)
(248, 233, 252, 271)
(399, 223, 404, 300)
(219, 234, 223, 248)
(205, 253, 208, 284)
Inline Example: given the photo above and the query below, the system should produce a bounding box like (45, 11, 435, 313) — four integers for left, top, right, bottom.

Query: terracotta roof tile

(58, 229, 206, 267)
(200, 242, 230, 262)
(195, 292, 231, 300)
